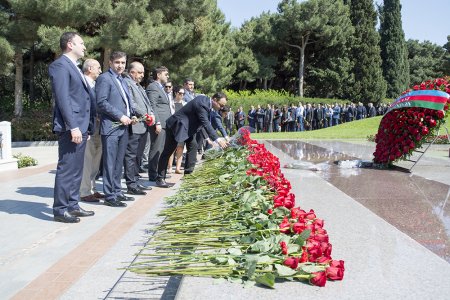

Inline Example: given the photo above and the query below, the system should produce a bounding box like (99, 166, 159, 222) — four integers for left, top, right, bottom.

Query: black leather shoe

(126, 187, 146, 195)
(104, 200, 127, 207)
(54, 211, 80, 223)
(156, 178, 170, 188)
(117, 194, 135, 201)
(137, 184, 152, 190)
(70, 207, 95, 217)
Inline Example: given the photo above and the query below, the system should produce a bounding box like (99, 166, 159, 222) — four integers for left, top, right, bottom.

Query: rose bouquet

(112, 113, 155, 128)
(373, 77, 450, 165)
(130, 129, 344, 288)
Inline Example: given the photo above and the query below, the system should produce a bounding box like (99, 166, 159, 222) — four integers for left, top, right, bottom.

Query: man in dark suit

(49, 32, 96, 223)
(155, 93, 230, 188)
(96, 51, 134, 207)
(124, 61, 154, 195)
(146, 66, 172, 181)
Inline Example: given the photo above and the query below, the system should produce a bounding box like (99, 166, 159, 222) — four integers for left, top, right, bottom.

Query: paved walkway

(1, 141, 449, 299)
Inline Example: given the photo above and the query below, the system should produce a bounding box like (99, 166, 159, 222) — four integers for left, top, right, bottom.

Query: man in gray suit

(146, 66, 172, 181)
(96, 51, 134, 207)
(124, 62, 154, 195)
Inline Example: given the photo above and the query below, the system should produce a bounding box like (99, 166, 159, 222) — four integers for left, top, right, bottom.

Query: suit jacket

(210, 110, 227, 137)
(96, 69, 133, 136)
(49, 55, 95, 134)
(126, 77, 154, 134)
(166, 95, 219, 143)
(146, 81, 172, 128)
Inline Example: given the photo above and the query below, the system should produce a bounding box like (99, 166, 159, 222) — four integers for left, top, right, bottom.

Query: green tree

(406, 39, 445, 85)
(275, 0, 353, 98)
(2, 0, 107, 117)
(441, 35, 450, 76)
(346, 0, 386, 104)
(230, 23, 259, 90)
(248, 12, 278, 90)
(379, 0, 410, 98)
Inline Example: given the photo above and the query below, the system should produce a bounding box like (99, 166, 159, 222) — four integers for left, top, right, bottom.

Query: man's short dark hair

(152, 66, 168, 80)
(212, 92, 227, 101)
(110, 51, 127, 62)
(220, 105, 230, 113)
(184, 78, 193, 84)
(60, 32, 79, 51)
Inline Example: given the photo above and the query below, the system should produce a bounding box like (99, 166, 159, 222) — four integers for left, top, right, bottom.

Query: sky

(217, 0, 450, 46)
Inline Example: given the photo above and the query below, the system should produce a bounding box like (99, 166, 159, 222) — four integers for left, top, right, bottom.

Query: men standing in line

(235, 106, 245, 130)
(155, 93, 230, 188)
(247, 105, 256, 129)
(49, 32, 96, 223)
(225, 107, 234, 136)
(264, 104, 273, 132)
(123, 61, 154, 195)
(96, 51, 134, 208)
(79, 58, 104, 203)
(256, 105, 265, 133)
(296, 102, 304, 132)
(332, 103, 341, 126)
(183, 78, 195, 102)
(146, 66, 172, 181)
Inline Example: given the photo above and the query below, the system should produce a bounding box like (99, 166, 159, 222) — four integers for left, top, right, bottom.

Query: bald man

(80, 59, 103, 202)
(124, 62, 155, 195)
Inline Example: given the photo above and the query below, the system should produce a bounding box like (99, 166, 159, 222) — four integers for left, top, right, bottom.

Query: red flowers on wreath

(373, 77, 450, 165)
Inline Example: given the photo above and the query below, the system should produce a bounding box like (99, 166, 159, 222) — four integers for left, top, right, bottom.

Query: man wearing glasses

(155, 93, 230, 188)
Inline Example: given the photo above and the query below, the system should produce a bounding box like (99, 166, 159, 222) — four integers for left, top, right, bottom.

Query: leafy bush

(10, 107, 56, 141)
(13, 153, 38, 168)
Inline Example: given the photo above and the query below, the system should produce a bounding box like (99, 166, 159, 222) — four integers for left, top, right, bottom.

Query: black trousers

(157, 130, 197, 179)
(124, 132, 145, 188)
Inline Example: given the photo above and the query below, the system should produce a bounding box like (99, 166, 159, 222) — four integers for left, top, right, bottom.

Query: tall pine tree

(347, 0, 386, 104)
(379, 0, 409, 98)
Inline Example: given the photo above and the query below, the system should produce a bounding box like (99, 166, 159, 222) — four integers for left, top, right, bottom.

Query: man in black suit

(146, 66, 172, 181)
(155, 93, 230, 188)
(49, 32, 96, 223)
(96, 51, 135, 207)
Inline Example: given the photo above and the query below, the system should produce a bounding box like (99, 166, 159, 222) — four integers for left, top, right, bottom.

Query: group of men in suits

(50, 32, 229, 223)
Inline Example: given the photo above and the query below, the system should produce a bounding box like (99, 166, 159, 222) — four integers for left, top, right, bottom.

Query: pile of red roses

(239, 129, 344, 286)
(373, 78, 450, 165)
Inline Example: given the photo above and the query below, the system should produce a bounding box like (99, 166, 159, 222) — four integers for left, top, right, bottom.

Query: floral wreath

(373, 77, 450, 165)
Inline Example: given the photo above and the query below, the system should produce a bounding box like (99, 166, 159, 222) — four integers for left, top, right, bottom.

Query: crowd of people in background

(228, 102, 391, 133)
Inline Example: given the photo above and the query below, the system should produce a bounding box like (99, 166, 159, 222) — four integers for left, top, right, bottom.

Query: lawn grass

(252, 116, 382, 140)
(252, 113, 450, 140)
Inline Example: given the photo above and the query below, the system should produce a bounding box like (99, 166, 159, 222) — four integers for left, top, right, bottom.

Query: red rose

(429, 119, 437, 128)
(292, 222, 306, 234)
(326, 266, 344, 280)
(300, 248, 309, 262)
(267, 209, 273, 215)
(330, 259, 345, 270)
(310, 271, 327, 287)
(283, 257, 299, 269)
(279, 217, 291, 234)
(436, 110, 445, 119)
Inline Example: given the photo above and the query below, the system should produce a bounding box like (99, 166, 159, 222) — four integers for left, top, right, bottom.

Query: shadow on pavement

(0, 199, 53, 221)
(16, 186, 53, 198)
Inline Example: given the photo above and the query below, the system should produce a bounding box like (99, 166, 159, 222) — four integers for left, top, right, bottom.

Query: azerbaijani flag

(386, 90, 449, 114)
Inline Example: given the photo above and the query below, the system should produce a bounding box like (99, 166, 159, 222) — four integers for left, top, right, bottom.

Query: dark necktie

(117, 76, 133, 115)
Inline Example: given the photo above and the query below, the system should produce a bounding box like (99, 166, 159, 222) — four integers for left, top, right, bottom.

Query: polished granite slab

(268, 140, 450, 263)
